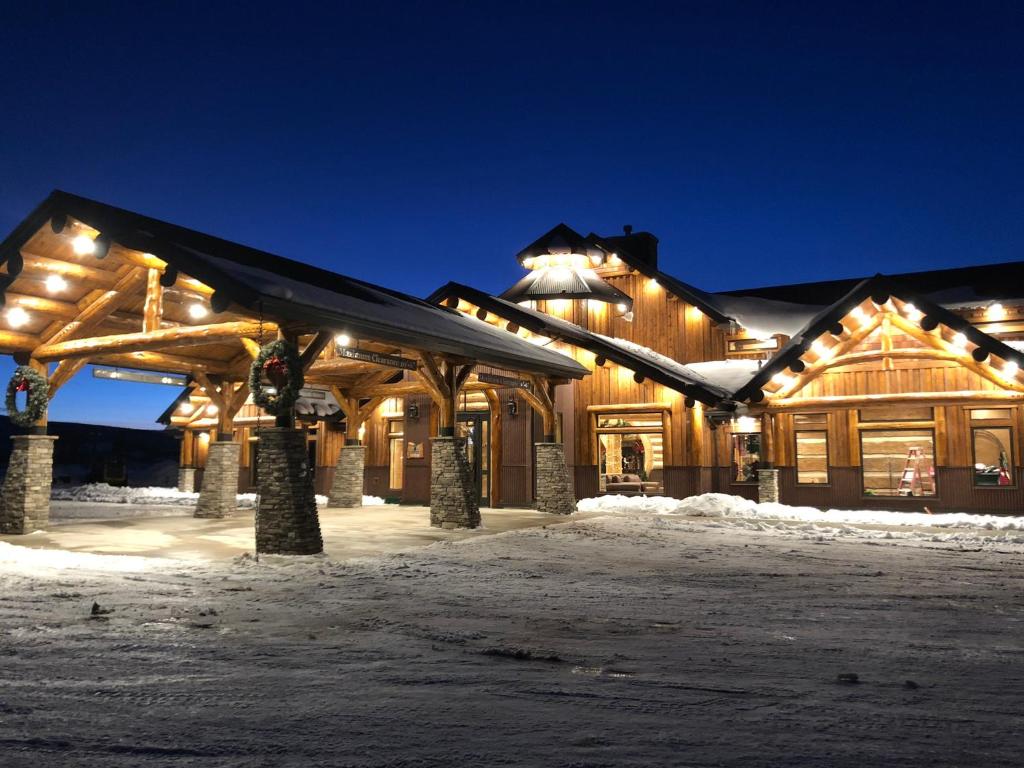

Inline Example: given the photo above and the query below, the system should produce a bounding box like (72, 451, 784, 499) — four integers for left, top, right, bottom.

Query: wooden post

(143, 268, 163, 333)
(484, 388, 503, 507)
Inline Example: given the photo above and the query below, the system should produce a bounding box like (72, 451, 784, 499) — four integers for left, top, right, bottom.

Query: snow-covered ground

(50, 483, 385, 517)
(579, 493, 1024, 550)
(0, 505, 1021, 766)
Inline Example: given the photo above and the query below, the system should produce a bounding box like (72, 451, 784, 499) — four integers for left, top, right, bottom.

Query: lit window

(596, 411, 665, 494)
(972, 426, 1013, 487)
(732, 433, 761, 483)
(860, 429, 936, 497)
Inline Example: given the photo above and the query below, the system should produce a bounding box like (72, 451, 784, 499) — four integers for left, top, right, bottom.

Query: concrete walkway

(1, 504, 592, 561)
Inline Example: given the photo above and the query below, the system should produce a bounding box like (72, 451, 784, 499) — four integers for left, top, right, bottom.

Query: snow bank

(52, 484, 386, 508)
(578, 492, 1024, 531)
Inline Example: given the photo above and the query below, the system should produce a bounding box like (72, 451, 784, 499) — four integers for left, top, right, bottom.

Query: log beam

(43, 267, 149, 348)
(32, 320, 275, 362)
(143, 268, 163, 332)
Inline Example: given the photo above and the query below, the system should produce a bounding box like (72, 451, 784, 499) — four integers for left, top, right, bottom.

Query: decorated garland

(6, 365, 49, 428)
(249, 340, 304, 415)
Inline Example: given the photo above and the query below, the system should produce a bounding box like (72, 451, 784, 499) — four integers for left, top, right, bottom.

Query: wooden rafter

(143, 268, 163, 332)
(42, 267, 149, 348)
(48, 357, 90, 398)
(299, 330, 333, 370)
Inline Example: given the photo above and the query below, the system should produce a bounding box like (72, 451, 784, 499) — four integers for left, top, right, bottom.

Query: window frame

(730, 432, 763, 486)
(970, 424, 1016, 489)
(794, 428, 830, 486)
(387, 418, 404, 491)
(594, 410, 666, 494)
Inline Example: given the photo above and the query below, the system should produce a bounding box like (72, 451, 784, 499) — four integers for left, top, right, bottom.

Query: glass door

(456, 413, 489, 506)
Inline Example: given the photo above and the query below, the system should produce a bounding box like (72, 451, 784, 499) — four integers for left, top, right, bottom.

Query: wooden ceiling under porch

(0, 191, 587, 438)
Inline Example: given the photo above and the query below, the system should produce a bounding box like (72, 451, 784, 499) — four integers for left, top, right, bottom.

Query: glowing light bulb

(772, 373, 793, 387)
(198, 432, 210, 443)
(45, 274, 68, 293)
(902, 303, 921, 319)
(205, 404, 218, 415)
(179, 402, 194, 415)
(952, 332, 967, 348)
(616, 303, 627, 312)
(72, 235, 96, 255)
(6, 307, 30, 328)
(188, 303, 209, 320)
(335, 333, 351, 347)
(812, 340, 833, 359)
(1004, 360, 1019, 378)
(987, 303, 1006, 320)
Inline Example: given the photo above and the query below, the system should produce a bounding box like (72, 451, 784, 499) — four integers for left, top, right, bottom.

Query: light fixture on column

(407, 402, 419, 420)
(507, 396, 518, 417)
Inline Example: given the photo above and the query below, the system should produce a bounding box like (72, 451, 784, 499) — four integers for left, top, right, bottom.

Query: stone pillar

(0, 435, 57, 534)
(758, 469, 780, 504)
(255, 427, 323, 555)
(327, 444, 365, 507)
(430, 436, 480, 529)
(194, 441, 240, 518)
(535, 442, 575, 516)
(177, 466, 197, 493)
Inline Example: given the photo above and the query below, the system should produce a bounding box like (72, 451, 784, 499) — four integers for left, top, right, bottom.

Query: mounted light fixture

(188, 303, 209, 320)
(507, 396, 518, 417)
(335, 333, 351, 347)
(987, 303, 1006, 320)
(952, 332, 968, 348)
(45, 274, 68, 293)
(407, 402, 419, 421)
(205, 404, 219, 416)
(72, 235, 96, 255)
(5, 306, 30, 328)
(179, 402, 194, 415)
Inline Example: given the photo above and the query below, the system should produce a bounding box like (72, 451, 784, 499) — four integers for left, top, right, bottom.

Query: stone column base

(178, 466, 197, 493)
(0, 435, 58, 534)
(255, 428, 323, 555)
(195, 442, 241, 518)
(758, 469, 780, 503)
(430, 436, 480, 529)
(328, 444, 365, 507)
(535, 442, 575, 515)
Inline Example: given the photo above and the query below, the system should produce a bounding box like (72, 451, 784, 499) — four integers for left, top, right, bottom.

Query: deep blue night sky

(1, 2, 1022, 427)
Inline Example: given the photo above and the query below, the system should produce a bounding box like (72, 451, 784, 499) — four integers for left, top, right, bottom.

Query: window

(972, 426, 1014, 487)
(860, 429, 936, 497)
(796, 431, 829, 484)
(387, 419, 404, 490)
(732, 433, 762, 483)
(596, 411, 665, 494)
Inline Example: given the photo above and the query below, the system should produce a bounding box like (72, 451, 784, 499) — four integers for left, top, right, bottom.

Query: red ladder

(897, 447, 934, 496)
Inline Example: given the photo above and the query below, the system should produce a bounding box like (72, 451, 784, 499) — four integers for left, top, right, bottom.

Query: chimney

(623, 224, 633, 235)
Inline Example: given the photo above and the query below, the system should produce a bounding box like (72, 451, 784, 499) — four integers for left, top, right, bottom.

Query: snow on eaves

(710, 293, 824, 338)
(194, 252, 585, 378)
(593, 334, 764, 396)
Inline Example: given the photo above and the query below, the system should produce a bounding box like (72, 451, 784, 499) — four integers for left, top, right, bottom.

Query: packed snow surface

(51, 483, 385, 508)
(1, 509, 1021, 766)
(579, 492, 1024, 531)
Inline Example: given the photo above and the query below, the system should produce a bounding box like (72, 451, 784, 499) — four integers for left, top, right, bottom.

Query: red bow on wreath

(263, 355, 288, 388)
(15, 378, 29, 393)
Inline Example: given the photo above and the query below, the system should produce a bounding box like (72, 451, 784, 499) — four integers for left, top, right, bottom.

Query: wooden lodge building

(0, 191, 1022, 552)
(163, 220, 1024, 515)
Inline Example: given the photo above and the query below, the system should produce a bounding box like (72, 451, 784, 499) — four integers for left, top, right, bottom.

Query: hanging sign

(477, 372, 532, 389)
(93, 368, 189, 387)
(338, 348, 417, 371)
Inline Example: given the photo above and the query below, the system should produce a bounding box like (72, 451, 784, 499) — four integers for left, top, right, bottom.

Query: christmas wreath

(249, 340, 304, 415)
(6, 365, 49, 428)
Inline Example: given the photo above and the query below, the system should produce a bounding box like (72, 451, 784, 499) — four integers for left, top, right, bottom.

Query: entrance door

(456, 413, 489, 506)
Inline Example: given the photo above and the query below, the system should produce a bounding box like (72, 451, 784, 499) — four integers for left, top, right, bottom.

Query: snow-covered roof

(429, 282, 733, 403)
